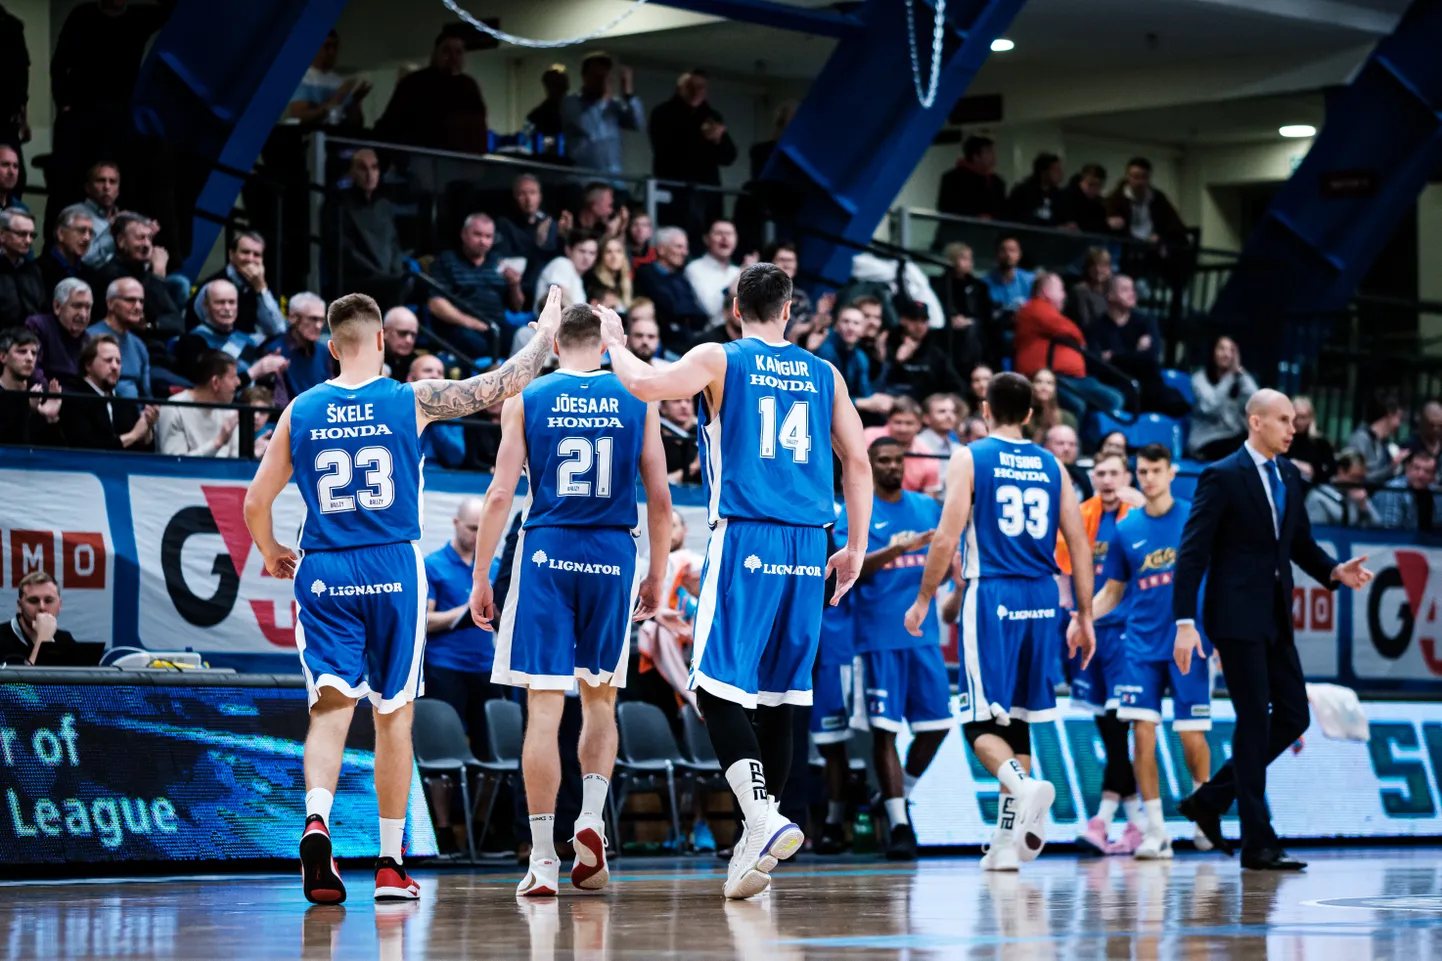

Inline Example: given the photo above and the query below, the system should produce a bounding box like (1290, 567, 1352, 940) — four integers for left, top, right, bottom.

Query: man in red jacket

(1013, 272, 1124, 417)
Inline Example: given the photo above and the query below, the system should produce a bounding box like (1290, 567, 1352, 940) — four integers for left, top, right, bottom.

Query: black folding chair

(412, 698, 486, 862)
(474, 698, 523, 854)
(615, 701, 695, 848)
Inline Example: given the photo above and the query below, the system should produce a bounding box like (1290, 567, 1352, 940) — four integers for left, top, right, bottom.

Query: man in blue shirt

(811, 500, 860, 855)
(85, 276, 151, 398)
(1085, 443, 1212, 861)
(983, 236, 1036, 317)
(264, 292, 333, 406)
(561, 52, 643, 178)
(852, 438, 954, 860)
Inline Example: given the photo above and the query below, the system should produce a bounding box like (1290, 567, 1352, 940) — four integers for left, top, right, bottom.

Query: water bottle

(853, 809, 877, 854)
(520, 122, 536, 156)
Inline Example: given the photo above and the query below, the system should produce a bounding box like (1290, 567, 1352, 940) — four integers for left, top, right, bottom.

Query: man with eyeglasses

(38, 203, 100, 299)
(84, 276, 150, 398)
(383, 306, 420, 381)
(264, 291, 332, 405)
(0, 207, 43, 329)
(174, 278, 289, 389)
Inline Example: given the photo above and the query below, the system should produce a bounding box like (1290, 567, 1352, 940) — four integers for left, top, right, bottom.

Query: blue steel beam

(758, 0, 1024, 285)
(649, 0, 867, 38)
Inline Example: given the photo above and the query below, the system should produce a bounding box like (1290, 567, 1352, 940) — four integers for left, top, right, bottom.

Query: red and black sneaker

(374, 857, 421, 901)
(300, 815, 347, 905)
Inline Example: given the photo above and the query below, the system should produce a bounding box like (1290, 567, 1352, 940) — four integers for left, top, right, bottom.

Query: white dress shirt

(683, 255, 740, 327)
(1243, 441, 1281, 537)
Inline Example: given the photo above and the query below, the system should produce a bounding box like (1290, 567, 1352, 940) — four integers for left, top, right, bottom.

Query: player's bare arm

(906, 447, 973, 635)
(412, 286, 564, 427)
(1056, 470, 1096, 668)
(636, 404, 673, 621)
(828, 363, 872, 603)
(469, 396, 526, 629)
(597, 306, 728, 403)
(1068, 578, 1124, 648)
(243, 405, 297, 579)
(860, 530, 936, 580)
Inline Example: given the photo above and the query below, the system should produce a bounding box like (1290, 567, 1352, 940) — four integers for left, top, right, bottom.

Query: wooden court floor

(5, 848, 1442, 959)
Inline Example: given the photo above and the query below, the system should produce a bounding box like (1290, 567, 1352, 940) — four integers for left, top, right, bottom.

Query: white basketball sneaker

(517, 857, 560, 897)
(1134, 831, 1174, 861)
(570, 815, 610, 891)
(723, 798, 803, 900)
(979, 841, 1020, 872)
(1011, 778, 1057, 862)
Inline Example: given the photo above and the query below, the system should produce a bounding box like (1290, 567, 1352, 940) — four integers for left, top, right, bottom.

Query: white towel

(1305, 683, 1370, 742)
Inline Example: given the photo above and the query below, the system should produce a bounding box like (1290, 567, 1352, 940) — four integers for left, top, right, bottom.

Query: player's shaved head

(327, 292, 383, 347)
(556, 303, 602, 349)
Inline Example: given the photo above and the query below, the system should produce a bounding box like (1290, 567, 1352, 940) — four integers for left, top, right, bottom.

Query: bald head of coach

(1171, 387, 1372, 871)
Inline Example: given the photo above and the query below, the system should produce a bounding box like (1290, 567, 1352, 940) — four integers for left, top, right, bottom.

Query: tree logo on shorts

(310, 579, 326, 596)
(996, 604, 1008, 619)
(532, 549, 549, 566)
(744, 554, 762, 573)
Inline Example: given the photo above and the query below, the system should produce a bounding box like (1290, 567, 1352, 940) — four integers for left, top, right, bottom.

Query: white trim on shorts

(1172, 718, 1213, 731)
(811, 728, 853, 745)
(910, 716, 959, 732)
(294, 552, 375, 708)
(689, 519, 744, 702)
(1007, 706, 1058, 724)
(868, 716, 905, 733)
(1116, 706, 1164, 725)
(959, 580, 993, 723)
(491, 527, 529, 688)
(810, 660, 863, 745)
(370, 541, 428, 714)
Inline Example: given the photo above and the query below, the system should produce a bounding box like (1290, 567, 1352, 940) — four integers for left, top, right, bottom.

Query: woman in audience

(626, 209, 656, 268)
(1029, 367, 1077, 443)
(1188, 334, 1258, 461)
(585, 237, 634, 309)
(533, 230, 598, 308)
(1288, 395, 1337, 484)
(1066, 247, 1113, 328)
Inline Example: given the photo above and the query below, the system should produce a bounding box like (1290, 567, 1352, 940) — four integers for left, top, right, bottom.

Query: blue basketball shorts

(294, 542, 426, 714)
(1116, 655, 1213, 731)
(959, 576, 1061, 724)
(493, 526, 640, 690)
(691, 519, 828, 708)
(810, 657, 866, 744)
(1065, 622, 1127, 714)
(861, 643, 956, 734)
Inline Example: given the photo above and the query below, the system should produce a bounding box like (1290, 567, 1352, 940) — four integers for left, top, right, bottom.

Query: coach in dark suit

(1172, 389, 1371, 870)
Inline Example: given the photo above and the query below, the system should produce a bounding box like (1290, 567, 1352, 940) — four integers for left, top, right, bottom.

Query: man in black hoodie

(1007, 153, 1064, 226)
(1056, 163, 1110, 234)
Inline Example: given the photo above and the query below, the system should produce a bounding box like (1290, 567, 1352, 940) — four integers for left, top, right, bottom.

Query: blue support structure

(759, 0, 1026, 285)
(1209, 0, 1442, 384)
(129, 0, 350, 277)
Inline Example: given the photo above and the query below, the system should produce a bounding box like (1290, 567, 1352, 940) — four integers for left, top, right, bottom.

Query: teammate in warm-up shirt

(1057, 452, 1148, 856)
(243, 288, 565, 905)
(853, 437, 955, 861)
(1078, 442, 1213, 860)
(599, 263, 871, 900)
(906, 371, 1095, 873)
(811, 500, 862, 856)
(469, 304, 672, 897)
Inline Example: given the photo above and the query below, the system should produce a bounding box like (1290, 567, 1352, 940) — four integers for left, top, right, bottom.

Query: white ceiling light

(1279, 124, 1316, 138)
(990, 38, 1014, 52)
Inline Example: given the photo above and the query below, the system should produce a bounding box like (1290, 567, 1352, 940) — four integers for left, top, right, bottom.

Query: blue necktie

(1266, 460, 1286, 529)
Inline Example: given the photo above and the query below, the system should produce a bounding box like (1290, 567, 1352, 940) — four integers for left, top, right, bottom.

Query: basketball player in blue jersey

(598, 263, 872, 900)
(1076, 443, 1213, 861)
(467, 304, 672, 897)
(243, 288, 566, 905)
(905, 372, 1096, 872)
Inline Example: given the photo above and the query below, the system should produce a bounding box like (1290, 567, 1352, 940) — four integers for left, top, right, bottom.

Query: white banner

(1292, 539, 1340, 676)
(1350, 543, 1442, 681)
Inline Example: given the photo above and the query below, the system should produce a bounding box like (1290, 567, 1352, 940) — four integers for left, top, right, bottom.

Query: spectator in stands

(916, 393, 962, 468)
(1091, 274, 1188, 417)
(816, 303, 893, 419)
(0, 146, 22, 213)
(1015, 272, 1124, 417)
(176, 279, 289, 387)
(266, 292, 332, 405)
(586, 237, 634, 310)
(241, 385, 276, 458)
(39, 204, 99, 299)
(693, 294, 745, 346)
(527, 65, 568, 141)
(375, 28, 488, 154)
(26, 277, 92, 384)
(78, 161, 121, 268)
(937, 135, 1006, 222)
(1305, 449, 1379, 528)
(59, 333, 156, 450)
(1056, 163, 1109, 233)
(562, 51, 642, 177)
(1346, 389, 1405, 485)
(930, 242, 991, 375)
(93, 212, 182, 336)
(1288, 395, 1337, 484)
(627, 209, 656, 268)
(763, 241, 820, 335)
(1067, 248, 1112, 328)
(1098, 430, 1129, 462)
(186, 231, 285, 340)
(854, 295, 890, 376)
(156, 350, 242, 457)
(961, 416, 989, 444)
(286, 30, 368, 129)
(0, 572, 88, 666)
(1403, 399, 1442, 462)
(1029, 368, 1076, 442)
(1106, 157, 1185, 244)
(1007, 152, 1064, 226)
(428, 213, 524, 362)
(984, 236, 1036, 317)
(534, 231, 597, 308)
(1187, 335, 1259, 461)
(650, 70, 737, 239)
(684, 220, 741, 327)
(496, 174, 569, 296)
(1377, 449, 1442, 532)
(0, 329, 62, 445)
(963, 362, 993, 416)
(626, 305, 667, 368)
(330, 148, 407, 307)
(884, 297, 962, 401)
(574, 182, 625, 239)
(383, 306, 419, 381)
(659, 395, 700, 483)
(85, 277, 149, 397)
(0, 207, 42, 328)
(634, 226, 708, 350)
(1045, 423, 1094, 501)
(407, 354, 465, 468)
(864, 396, 941, 494)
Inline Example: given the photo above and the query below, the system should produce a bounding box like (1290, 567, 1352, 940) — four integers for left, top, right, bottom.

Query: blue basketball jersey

(521, 369, 648, 530)
(699, 338, 834, 528)
(291, 376, 423, 553)
(853, 491, 943, 653)
(962, 435, 1063, 579)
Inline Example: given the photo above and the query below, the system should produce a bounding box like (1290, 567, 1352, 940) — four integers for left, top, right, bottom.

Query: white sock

(902, 772, 919, 798)
(1097, 794, 1120, 826)
(724, 759, 770, 826)
(1143, 798, 1165, 835)
(305, 788, 334, 826)
(530, 814, 557, 862)
(580, 773, 609, 820)
(884, 797, 909, 827)
(826, 801, 846, 825)
(996, 757, 1028, 795)
(379, 817, 405, 862)
(1123, 795, 1147, 830)
(993, 795, 1017, 844)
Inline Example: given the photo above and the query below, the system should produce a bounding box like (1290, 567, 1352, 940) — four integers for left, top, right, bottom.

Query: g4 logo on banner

(1357, 546, 1442, 678)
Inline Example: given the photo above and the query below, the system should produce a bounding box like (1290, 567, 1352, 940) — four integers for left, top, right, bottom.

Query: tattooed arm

(411, 286, 563, 429)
